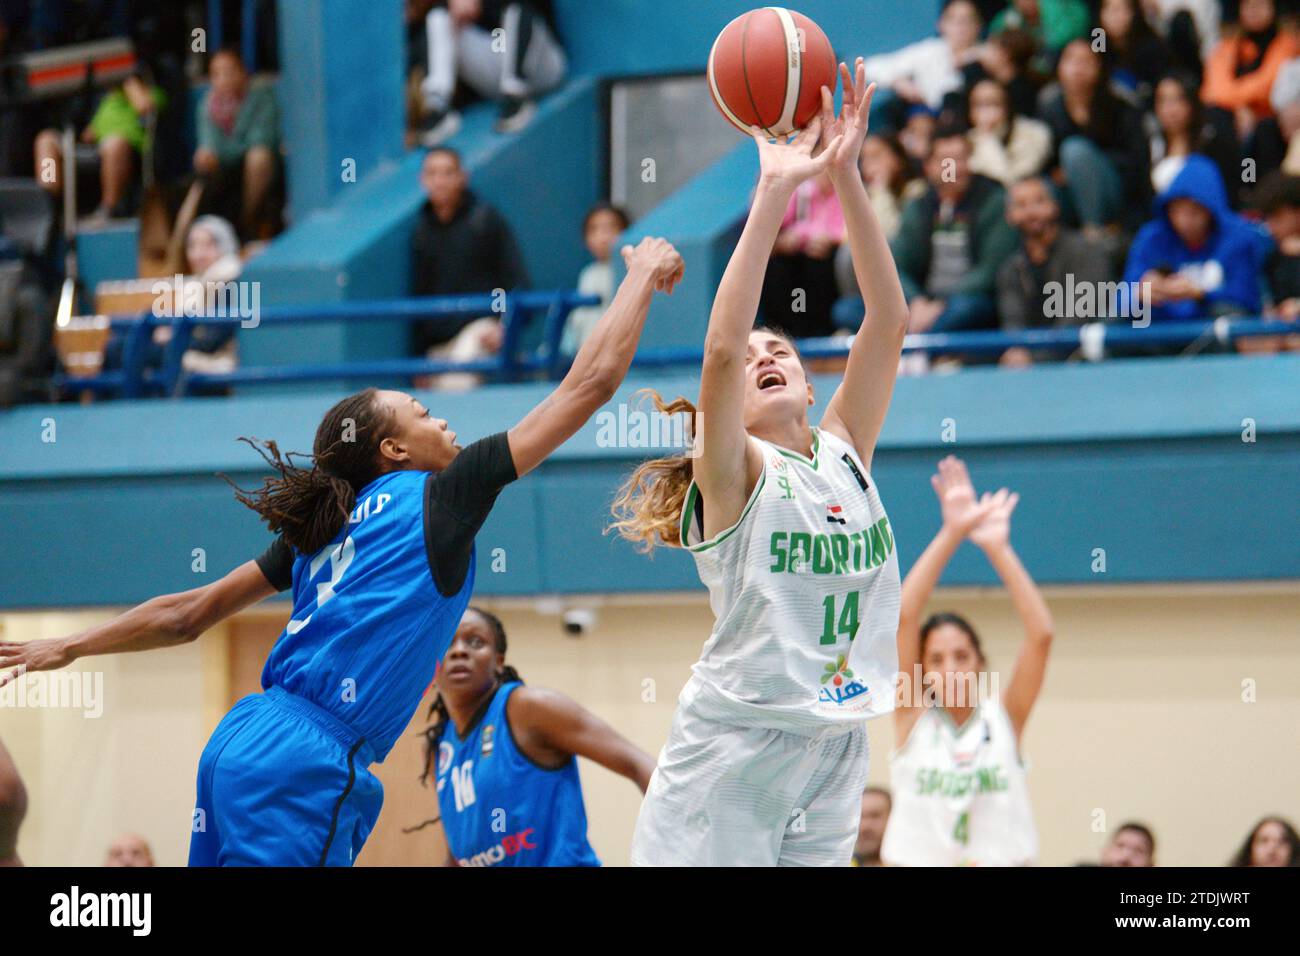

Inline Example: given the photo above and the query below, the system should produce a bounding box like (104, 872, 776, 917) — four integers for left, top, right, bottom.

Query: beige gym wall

(3, 584, 1297, 867)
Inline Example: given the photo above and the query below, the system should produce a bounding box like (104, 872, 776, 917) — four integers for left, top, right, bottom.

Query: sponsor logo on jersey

(825, 503, 846, 525)
(457, 827, 539, 867)
(777, 474, 795, 500)
(481, 724, 495, 757)
(819, 654, 872, 707)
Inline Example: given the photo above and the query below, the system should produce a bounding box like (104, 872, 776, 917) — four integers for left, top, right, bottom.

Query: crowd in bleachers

(851, 790, 1300, 866)
(760, 0, 1300, 368)
(6, 1, 1300, 405)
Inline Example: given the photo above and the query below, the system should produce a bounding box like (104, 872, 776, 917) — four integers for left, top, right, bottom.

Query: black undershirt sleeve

(423, 431, 519, 597)
(254, 536, 294, 592)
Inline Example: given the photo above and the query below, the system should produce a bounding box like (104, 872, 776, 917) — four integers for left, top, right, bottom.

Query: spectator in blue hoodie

(1123, 155, 1268, 324)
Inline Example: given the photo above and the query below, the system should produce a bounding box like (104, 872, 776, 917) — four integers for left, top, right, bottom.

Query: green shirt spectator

(89, 84, 166, 153)
(991, 0, 1091, 54)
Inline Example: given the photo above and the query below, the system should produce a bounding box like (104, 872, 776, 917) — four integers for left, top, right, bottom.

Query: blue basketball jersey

(262, 469, 471, 762)
(436, 682, 600, 867)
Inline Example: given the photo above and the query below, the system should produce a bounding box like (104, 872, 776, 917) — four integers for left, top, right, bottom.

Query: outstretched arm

(895, 457, 998, 745)
(506, 238, 684, 478)
(968, 494, 1054, 740)
(695, 119, 844, 537)
(509, 687, 656, 792)
(0, 559, 279, 685)
(0, 736, 26, 866)
(818, 61, 909, 471)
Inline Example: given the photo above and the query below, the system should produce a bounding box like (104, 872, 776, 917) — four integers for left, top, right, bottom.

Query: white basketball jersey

(881, 698, 1038, 866)
(680, 427, 901, 733)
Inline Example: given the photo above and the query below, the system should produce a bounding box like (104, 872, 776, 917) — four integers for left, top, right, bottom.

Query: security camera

(562, 608, 597, 636)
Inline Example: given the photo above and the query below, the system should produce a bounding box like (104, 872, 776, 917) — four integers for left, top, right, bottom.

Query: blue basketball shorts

(188, 686, 383, 866)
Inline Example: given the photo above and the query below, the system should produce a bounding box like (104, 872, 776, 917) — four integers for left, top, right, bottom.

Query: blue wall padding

(77, 222, 139, 291)
(618, 143, 759, 350)
(552, 0, 937, 77)
(275, 0, 406, 223)
(3, 354, 1297, 608)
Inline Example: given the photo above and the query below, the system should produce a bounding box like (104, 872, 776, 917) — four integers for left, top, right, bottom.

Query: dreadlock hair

(222, 389, 396, 556)
(607, 326, 806, 553)
(419, 607, 523, 787)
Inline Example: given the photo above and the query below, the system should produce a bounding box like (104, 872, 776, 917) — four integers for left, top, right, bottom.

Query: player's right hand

(623, 237, 685, 295)
(0, 637, 74, 688)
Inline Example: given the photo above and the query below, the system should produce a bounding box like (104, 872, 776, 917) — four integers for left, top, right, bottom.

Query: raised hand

(969, 487, 1019, 551)
(930, 455, 996, 536)
(819, 58, 875, 179)
(753, 116, 844, 192)
(623, 236, 685, 295)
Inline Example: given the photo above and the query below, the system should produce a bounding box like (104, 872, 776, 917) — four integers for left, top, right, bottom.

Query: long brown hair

(222, 388, 397, 555)
(608, 326, 806, 552)
(607, 390, 699, 552)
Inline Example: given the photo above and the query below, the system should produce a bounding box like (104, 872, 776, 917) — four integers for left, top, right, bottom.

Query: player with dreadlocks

(414, 607, 653, 866)
(0, 237, 684, 866)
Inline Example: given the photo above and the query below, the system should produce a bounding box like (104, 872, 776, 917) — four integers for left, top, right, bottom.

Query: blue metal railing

(620, 317, 1299, 368)
(54, 290, 599, 398)
(54, 307, 1296, 401)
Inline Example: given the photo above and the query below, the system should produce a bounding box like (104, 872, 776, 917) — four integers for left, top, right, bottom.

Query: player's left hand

(818, 58, 875, 178)
(0, 637, 74, 688)
(969, 488, 1020, 551)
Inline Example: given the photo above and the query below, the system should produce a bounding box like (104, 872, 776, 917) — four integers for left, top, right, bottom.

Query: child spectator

(891, 127, 1019, 333)
(1040, 39, 1151, 229)
(996, 176, 1117, 366)
(759, 171, 845, 338)
(1148, 74, 1241, 205)
(32, 70, 165, 221)
(1202, 0, 1298, 175)
(1123, 154, 1268, 322)
(194, 48, 282, 240)
(967, 78, 1054, 186)
(561, 203, 629, 355)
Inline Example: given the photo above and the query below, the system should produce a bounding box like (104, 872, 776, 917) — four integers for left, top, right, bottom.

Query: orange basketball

(707, 7, 837, 138)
